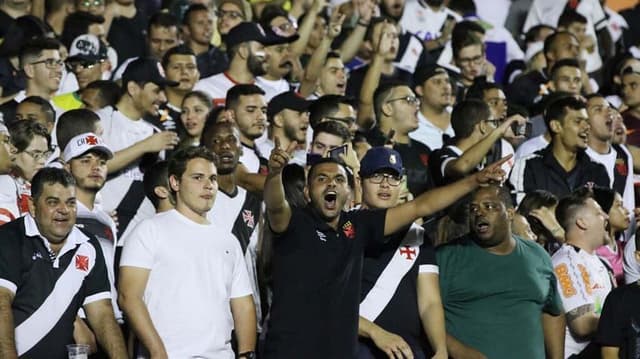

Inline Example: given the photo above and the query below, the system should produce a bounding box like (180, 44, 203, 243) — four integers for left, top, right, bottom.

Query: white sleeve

(579, 0, 607, 31)
(553, 255, 595, 312)
(0, 176, 19, 225)
(509, 157, 526, 205)
(230, 239, 253, 299)
(522, 0, 543, 33)
(623, 236, 640, 284)
(119, 220, 157, 269)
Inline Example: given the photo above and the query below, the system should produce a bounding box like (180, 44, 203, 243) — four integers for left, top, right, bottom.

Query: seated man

(0, 167, 126, 358)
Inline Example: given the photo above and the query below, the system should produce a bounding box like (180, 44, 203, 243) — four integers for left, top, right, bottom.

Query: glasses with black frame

(386, 95, 420, 106)
(30, 58, 64, 69)
(365, 173, 403, 186)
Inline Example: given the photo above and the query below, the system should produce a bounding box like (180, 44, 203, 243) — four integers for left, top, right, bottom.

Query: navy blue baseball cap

(360, 147, 404, 177)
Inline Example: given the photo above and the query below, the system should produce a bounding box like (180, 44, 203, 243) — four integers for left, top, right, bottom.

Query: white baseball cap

(63, 132, 113, 162)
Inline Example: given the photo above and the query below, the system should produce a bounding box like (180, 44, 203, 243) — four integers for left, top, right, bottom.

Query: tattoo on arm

(566, 304, 594, 323)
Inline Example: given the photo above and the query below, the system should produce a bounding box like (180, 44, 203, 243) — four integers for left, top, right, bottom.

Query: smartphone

(328, 145, 348, 160)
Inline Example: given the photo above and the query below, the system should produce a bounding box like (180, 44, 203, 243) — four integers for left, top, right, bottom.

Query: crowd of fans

(1, 0, 640, 358)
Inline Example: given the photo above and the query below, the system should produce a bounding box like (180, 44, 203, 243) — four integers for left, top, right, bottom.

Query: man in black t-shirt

(597, 237, 640, 358)
(357, 147, 447, 358)
(263, 137, 508, 358)
(366, 81, 434, 197)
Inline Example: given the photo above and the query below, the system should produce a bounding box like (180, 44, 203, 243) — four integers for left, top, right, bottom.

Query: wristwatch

(237, 351, 256, 359)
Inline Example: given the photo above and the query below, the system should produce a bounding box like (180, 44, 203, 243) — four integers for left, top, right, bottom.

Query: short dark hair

(9, 119, 51, 152)
(31, 167, 76, 200)
(56, 109, 101, 151)
(373, 80, 408, 120)
(148, 11, 179, 33)
(472, 184, 514, 209)
(543, 31, 577, 60)
(19, 96, 55, 124)
(83, 80, 122, 108)
(161, 44, 196, 69)
(61, 11, 105, 48)
(200, 121, 240, 151)
(448, 0, 476, 16)
(464, 77, 501, 101)
(144, 160, 170, 209)
(312, 120, 351, 143)
(450, 99, 490, 139)
(19, 37, 60, 69)
(308, 95, 352, 129)
(524, 24, 555, 45)
(550, 58, 581, 79)
(182, 3, 209, 25)
(545, 95, 586, 133)
(452, 23, 485, 60)
(555, 186, 593, 231)
(225, 84, 265, 110)
(558, 9, 588, 29)
(517, 190, 559, 216)
(168, 146, 217, 186)
(307, 157, 352, 188)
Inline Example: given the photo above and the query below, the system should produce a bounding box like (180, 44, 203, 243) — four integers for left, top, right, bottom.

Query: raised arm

(84, 300, 127, 358)
(444, 117, 518, 178)
(118, 267, 168, 359)
(107, 132, 178, 174)
(357, 22, 395, 130)
(264, 137, 298, 233)
(290, 0, 325, 57)
(298, 9, 345, 97)
(338, 0, 375, 62)
(384, 155, 510, 236)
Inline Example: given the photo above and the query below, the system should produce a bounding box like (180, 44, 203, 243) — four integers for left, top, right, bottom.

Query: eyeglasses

(79, 0, 104, 7)
(30, 58, 64, 69)
(215, 9, 243, 20)
(22, 149, 51, 161)
(387, 96, 420, 106)
(325, 116, 356, 126)
(66, 60, 101, 72)
(457, 54, 484, 67)
(366, 173, 402, 186)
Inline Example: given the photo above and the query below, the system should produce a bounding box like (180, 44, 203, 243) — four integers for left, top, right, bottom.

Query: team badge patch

(242, 209, 255, 229)
(75, 255, 89, 272)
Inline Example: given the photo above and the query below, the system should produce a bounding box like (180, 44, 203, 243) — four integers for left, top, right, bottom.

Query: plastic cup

(66, 344, 90, 359)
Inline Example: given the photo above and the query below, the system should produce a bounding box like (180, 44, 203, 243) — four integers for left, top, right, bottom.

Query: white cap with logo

(63, 132, 113, 162)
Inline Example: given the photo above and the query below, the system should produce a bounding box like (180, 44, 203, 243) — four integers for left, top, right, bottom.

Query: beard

(248, 53, 267, 77)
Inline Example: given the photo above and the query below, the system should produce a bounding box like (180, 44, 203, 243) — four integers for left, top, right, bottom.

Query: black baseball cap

(122, 57, 178, 88)
(267, 91, 313, 120)
(225, 21, 295, 49)
(413, 64, 448, 86)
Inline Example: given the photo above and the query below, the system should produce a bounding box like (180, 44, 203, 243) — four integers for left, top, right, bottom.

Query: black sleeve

(418, 241, 437, 267)
(82, 239, 111, 302)
(595, 287, 624, 347)
(0, 225, 22, 294)
(359, 208, 388, 248)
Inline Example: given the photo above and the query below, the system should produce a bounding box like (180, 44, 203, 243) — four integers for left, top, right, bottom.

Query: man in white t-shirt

(97, 57, 180, 237)
(119, 146, 256, 359)
(411, 65, 454, 150)
(552, 187, 614, 358)
(399, 0, 461, 47)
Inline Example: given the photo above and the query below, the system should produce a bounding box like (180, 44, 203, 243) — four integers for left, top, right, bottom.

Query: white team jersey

(194, 72, 239, 107)
(552, 244, 613, 357)
(400, 2, 461, 41)
(255, 77, 290, 101)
